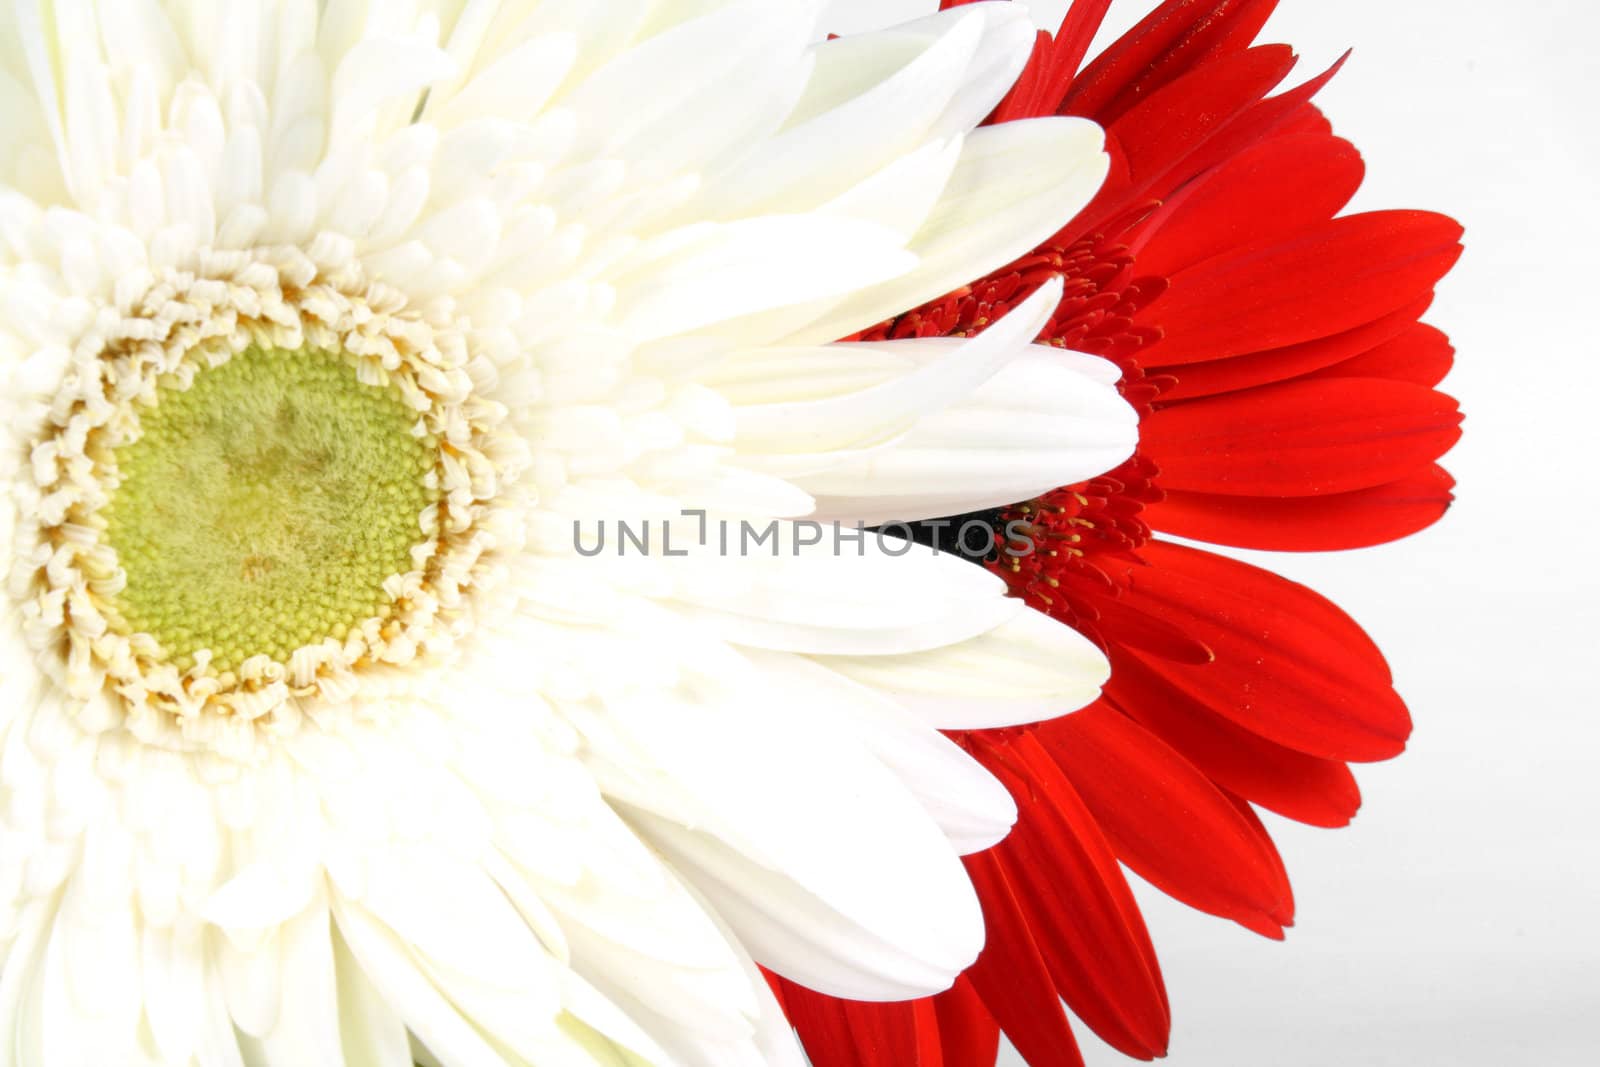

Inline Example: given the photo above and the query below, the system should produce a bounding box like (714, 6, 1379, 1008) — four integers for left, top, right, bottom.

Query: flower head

(0, 2, 1141, 1063)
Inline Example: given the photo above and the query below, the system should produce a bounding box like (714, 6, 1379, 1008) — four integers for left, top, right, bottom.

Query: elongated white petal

(787, 117, 1112, 344)
(798, 345, 1139, 523)
(691, 8, 989, 220)
(629, 806, 975, 1001)
(615, 215, 918, 341)
(239, 905, 343, 1066)
(741, 649, 1018, 854)
(331, 929, 412, 1067)
(732, 279, 1062, 456)
(818, 607, 1113, 730)
(720, 281, 1136, 523)
(577, 611, 990, 1000)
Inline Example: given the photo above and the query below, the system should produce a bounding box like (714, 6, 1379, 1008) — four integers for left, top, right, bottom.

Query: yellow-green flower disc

(102, 346, 438, 672)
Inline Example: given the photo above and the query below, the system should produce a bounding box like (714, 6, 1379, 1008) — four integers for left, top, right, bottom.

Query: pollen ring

(12, 243, 519, 755)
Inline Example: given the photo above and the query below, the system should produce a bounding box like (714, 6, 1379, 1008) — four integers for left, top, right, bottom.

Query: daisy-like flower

(0, 3, 1143, 1064)
(777, 0, 1463, 1063)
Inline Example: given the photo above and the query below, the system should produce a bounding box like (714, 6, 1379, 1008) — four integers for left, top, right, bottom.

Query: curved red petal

(1156, 59, 1346, 201)
(1138, 210, 1463, 365)
(1135, 131, 1365, 279)
(1277, 101, 1333, 138)
(1040, 704, 1294, 935)
(1156, 296, 1433, 402)
(1223, 791, 1296, 930)
(1105, 664, 1363, 828)
(1093, 592, 1217, 664)
(1062, 0, 1282, 124)
(777, 978, 862, 1067)
(1141, 377, 1462, 497)
(1112, 540, 1410, 760)
(1071, 45, 1298, 235)
(778, 981, 944, 1067)
(1310, 321, 1456, 387)
(990, 29, 1060, 125)
(1145, 463, 1456, 550)
(934, 977, 1001, 1067)
(1046, 0, 1118, 103)
(977, 735, 1171, 1059)
(842, 1000, 942, 1067)
(964, 850, 1089, 1067)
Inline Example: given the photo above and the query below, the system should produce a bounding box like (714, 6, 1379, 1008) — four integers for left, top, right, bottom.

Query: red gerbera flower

(774, 1, 1463, 1063)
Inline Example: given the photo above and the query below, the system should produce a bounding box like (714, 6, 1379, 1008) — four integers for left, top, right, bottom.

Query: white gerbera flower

(0, 1, 1135, 1064)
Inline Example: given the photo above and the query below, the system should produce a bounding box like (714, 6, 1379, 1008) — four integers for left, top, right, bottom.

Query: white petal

(628, 805, 977, 1001)
(818, 606, 1113, 730)
(689, 7, 990, 220)
(242, 905, 343, 1066)
(613, 215, 916, 341)
(585, 628, 986, 1000)
(330, 899, 511, 1067)
(332, 929, 412, 1067)
(666, 533, 1022, 656)
(742, 649, 1017, 854)
(729, 277, 1063, 461)
(796, 345, 1139, 524)
(786, 116, 1112, 345)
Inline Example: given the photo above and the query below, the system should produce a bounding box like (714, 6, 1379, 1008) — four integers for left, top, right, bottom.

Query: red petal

(1093, 592, 1217, 665)
(779, 980, 864, 1067)
(1113, 539, 1410, 761)
(990, 29, 1058, 124)
(1062, 0, 1282, 124)
(976, 735, 1171, 1058)
(1134, 131, 1365, 280)
(933, 978, 1001, 1067)
(963, 850, 1088, 1067)
(1045, 0, 1118, 102)
(1145, 464, 1457, 550)
(1157, 297, 1433, 402)
(1224, 792, 1296, 934)
(1070, 45, 1298, 237)
(1137, 210, 1463, 365)
(990, 2, 1117, 125)
(1040, 704, 1293, 935)
(841, 1000, 943, 1067)
(1310, 322, 1456, 387)
(1156, 58, 1347, 201)
(1280, 103, 1332, 137)
(1141, 377, 1462, 497)
(779, 982, 943, 1067)
(1104, 665, 1363, 828)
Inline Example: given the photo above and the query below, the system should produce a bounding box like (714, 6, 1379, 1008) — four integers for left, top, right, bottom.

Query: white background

(826, 2, 1600, 1064)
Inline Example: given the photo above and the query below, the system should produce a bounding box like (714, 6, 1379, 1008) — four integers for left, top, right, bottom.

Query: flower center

(103, 345, 438, 673)
(12, 248, 520, 754)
